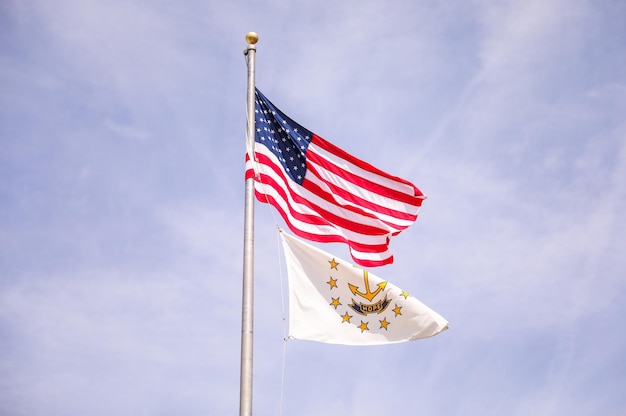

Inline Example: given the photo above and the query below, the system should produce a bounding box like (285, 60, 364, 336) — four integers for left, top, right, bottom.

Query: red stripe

(249, 153, 390, 236)
(352, 256, 393, 268)
(254, 189, 380, 249)
(250, 172, 391, 254)
(301, 175, 407, 231)
(311, 134, 423, 193)
(306, 151, 423, 214)
(253, 169, 389, 238)
(251, 185, 392, 266)
(303, 163, 419, 226)
(300, 173, 400, 231)
(248, 146, 420, 225)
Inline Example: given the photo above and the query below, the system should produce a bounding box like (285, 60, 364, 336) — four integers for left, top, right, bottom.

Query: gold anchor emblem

(348, 270, 387, 301)
(348, 270, 391, 316)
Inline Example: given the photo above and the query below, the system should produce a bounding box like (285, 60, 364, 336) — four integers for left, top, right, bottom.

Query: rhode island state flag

(280, 230, 448, 345)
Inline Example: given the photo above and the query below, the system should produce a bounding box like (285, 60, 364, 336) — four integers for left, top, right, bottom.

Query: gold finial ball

(245, 32, 259, 44)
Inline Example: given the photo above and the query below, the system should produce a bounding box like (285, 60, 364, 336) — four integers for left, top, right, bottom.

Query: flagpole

(240, 31, 258, 416)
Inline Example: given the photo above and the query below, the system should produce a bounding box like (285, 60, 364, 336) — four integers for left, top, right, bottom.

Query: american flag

(245, 88, 425, 267)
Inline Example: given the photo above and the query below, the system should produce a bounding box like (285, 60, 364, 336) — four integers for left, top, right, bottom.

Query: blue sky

(1, 0, 625, 414)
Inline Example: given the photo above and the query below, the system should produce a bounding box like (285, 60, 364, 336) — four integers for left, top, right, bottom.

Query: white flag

(280, 231, 448, 345)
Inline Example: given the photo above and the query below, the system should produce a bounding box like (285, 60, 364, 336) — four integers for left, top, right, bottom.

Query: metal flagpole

(240, 31, 258, 416)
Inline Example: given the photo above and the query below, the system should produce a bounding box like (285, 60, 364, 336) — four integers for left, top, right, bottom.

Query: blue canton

(254, 89, 312, 185)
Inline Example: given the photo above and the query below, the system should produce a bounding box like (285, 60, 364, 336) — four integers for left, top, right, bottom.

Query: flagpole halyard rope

(275, 227, 288, 416)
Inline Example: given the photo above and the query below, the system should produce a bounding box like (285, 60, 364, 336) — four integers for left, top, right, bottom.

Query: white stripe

(252, 179, 390, 264)
(247, 160, 390, 247)
(308, 141, 420, 197)
(248, 146, 399, 234)
(304, 170, 417, 229)
(307, 144, 421, 224)
(246, 157, 395, 264)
